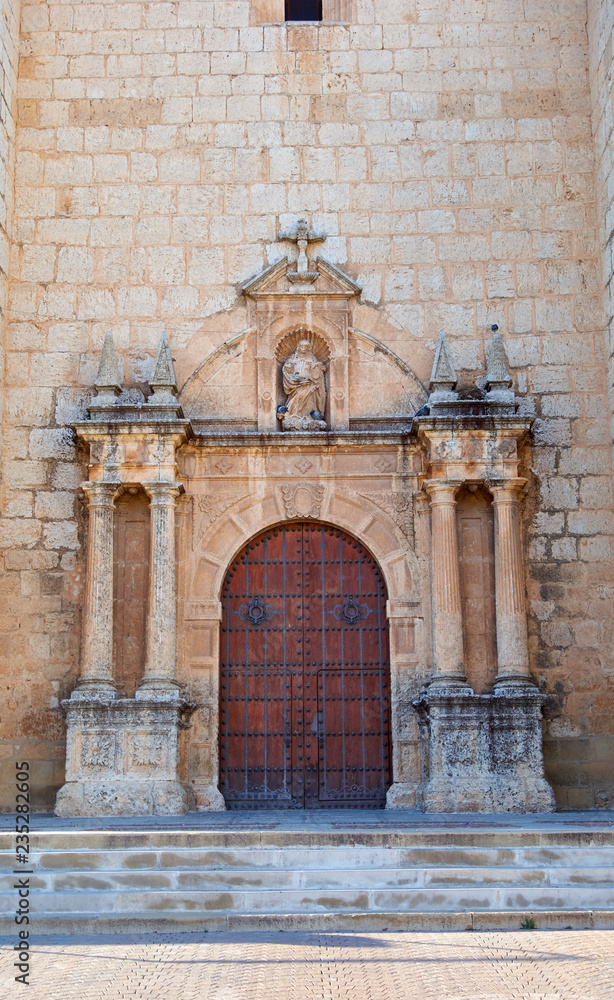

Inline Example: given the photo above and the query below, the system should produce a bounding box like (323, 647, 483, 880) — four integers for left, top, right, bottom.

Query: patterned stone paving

(1, 931, 614, 1000)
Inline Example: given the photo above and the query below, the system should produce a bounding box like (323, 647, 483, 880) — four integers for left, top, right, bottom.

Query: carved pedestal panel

(414, 687, 555, 813)
(55, 698, 194, 816)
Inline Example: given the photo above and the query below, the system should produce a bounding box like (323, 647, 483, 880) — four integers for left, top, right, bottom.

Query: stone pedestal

(55, 698, 194, 817)
(414, 687, 555, 813)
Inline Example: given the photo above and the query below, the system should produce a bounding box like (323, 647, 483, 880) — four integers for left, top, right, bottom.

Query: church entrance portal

(219, 523, 392, 809)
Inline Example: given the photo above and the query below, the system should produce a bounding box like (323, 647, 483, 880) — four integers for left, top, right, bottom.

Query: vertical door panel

(220, 526, 300, 807)
(303, 525, 390, 808)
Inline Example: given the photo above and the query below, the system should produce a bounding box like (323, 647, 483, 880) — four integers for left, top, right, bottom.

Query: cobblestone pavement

(1, 930, 614, 1000)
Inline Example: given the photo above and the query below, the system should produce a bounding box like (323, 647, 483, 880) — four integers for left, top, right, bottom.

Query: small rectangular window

(286, 0, 322, 20)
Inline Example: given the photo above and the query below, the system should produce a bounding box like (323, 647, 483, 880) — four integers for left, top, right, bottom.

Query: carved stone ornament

(279, 339, 327, 432)
(192, 492, 248, 547)
(360, 491, 415, 544)
(277, 217, 326, 286)
(281, 483, 325, 519)
(129, 734, 164, 768)
(80, 732, 114, 770)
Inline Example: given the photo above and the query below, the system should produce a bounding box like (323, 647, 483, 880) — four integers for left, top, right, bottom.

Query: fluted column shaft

(488, 479, 532, 686)
(138, 482, 182, 696)
(77, 482, 118, 695)
(424, 480, 467, 685)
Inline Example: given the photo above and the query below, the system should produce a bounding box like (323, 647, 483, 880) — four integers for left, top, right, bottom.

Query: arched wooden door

(220, 523, 391, 809)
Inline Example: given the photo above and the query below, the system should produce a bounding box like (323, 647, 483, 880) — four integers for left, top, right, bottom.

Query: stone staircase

(2, 818, 614, 933)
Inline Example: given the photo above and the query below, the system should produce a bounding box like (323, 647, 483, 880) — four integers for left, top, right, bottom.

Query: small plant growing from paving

(520, 916, 536, 930)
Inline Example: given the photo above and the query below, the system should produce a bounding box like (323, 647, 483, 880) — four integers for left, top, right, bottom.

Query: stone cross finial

(277, 218, 326, 282)
(149, 332, 178, 399)
(486, 326, 513, 390)
(94, 332, 122, 404)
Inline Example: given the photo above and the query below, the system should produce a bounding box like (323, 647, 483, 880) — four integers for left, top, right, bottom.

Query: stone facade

(0, 0, 613, 812)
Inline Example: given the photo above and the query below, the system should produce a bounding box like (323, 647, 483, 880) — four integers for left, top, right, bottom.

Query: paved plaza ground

(1, 930, 613, 1000)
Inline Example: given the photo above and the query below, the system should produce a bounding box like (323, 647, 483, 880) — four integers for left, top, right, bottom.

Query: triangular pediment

(242, 255, 361, 298)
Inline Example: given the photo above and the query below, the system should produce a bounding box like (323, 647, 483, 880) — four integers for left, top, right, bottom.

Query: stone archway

(218, 521, 392, 810)
(182, 478, 425, 812)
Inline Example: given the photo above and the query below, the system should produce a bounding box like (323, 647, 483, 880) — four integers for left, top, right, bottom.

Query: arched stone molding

(176, 320, 431, 434)
(183, 485, 425, 811)
(178, 327, 258, 430)
(350, 329, 429, 420)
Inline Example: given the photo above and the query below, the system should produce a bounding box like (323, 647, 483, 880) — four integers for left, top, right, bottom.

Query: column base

(492, 673, 537, 692)
(192, 783, 227, 811)
(135, 679, 184, 702)
(55, 779, 192, 817)
(427, 674, 473, 694)
(55, 693, 194, 817)
(386, 782, 423, 810)
(421, 775, 555, 814)
(70, 680, 117, 701)
(414, 685, 555, 814)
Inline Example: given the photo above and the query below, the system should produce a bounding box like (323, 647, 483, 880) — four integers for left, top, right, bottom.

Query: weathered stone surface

(55, 698, 194, 817)
(0, 0, 612, 815)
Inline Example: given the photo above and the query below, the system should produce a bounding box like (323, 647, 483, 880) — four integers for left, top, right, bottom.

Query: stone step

(3, 864, 614, 893)
(2, 820, 613, 933)
(3, 828, 614, 851)
(4, 845, 614, 873)
(2, 909, 613, 935)
(2, 884, 614, 917)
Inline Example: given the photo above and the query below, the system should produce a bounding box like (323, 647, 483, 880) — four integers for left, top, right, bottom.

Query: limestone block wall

(589, 0, 614, 458)
(0, 0, 613, 809)
(0, 0, 20, 461)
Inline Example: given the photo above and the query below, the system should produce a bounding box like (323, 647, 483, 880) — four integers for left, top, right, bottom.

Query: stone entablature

(55, 321, 555, 815)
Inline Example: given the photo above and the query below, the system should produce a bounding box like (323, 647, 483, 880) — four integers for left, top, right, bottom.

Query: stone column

(137, 482, 183, 699)
(423, 480, 468, 687)
(487, 478, 533, 687)
(74, 482, 118, 698)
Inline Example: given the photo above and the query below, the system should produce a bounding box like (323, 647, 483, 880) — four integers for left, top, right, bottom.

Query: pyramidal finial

(429, 330, 457, 392)
(94, 332, 122, 403)
(486, 326, 513, 390)
(149, 331, 178, 398)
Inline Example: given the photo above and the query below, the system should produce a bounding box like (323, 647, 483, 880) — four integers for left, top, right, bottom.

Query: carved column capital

(82, 481, 120, 508)
(143, 481, 184, 505)
(486, 478, 527, 502)
(423, 479, 464, 504)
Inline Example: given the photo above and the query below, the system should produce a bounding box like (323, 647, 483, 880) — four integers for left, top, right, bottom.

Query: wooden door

(219, 523, 391, 809)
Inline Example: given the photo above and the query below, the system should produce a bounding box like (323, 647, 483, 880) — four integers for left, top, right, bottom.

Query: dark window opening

(286, 0, 322, 21)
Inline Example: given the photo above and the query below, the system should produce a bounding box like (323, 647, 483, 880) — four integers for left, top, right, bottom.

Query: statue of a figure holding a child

(278, 339, 327, 432)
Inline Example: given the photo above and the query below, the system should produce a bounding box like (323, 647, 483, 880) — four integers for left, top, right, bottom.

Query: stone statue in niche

(278, 339, 327, 432)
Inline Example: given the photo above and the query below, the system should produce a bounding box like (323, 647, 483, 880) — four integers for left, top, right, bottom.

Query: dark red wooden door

(220, 523, 391, 809)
